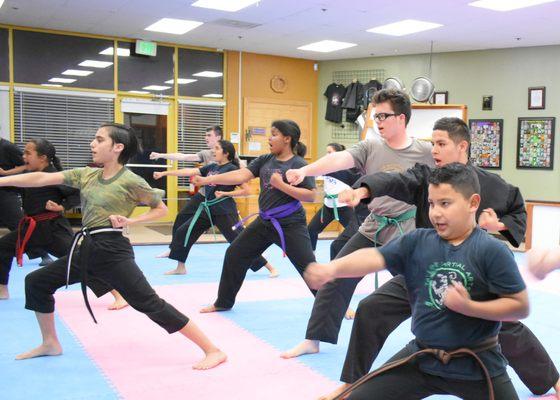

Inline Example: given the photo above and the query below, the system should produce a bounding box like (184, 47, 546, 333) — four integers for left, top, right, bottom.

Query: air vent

(210, 19, 261, 29)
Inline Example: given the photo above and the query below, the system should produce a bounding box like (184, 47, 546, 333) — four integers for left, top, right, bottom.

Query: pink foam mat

(55, 283, 339, 399)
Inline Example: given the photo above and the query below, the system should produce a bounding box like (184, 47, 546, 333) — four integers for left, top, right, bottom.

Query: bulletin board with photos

(468, 119, 503, 169)
(516, 117, 555, 170)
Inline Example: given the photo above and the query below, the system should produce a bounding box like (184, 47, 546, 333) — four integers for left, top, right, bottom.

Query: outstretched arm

(215, 182, 251, 198)
(286, 151, 355, 185)
(150, 152, 201, 162)
(0, 165, 27, 176)
(0, 171, 64, 188)
(153, 168, 200, 180)
(269, 172, 315, 202)
(192, 168, 254, 187)
(304, 248, 386, 289)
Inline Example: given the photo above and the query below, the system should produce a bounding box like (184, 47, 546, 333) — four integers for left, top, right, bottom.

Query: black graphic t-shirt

(324, 83, 346, 123)
(247, 154, 315, 224)
(379, 227, 526, 380)
(198, 162, 238, 215)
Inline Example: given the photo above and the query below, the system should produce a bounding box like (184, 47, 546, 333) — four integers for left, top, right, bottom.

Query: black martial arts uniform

(212, 154, 317, 310)
(0, 138, 24, 230)
(341, 163, 558, 395)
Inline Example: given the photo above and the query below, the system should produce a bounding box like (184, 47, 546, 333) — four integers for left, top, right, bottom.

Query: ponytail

(294, 141, 307, 157)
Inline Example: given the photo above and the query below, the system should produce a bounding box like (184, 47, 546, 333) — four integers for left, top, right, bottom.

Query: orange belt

(15, 211, 61, 267)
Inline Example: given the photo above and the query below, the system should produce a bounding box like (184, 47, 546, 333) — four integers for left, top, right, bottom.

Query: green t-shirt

(62, 166, 164, 228)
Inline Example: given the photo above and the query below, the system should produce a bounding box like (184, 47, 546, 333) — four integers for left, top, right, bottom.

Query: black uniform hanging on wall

(324, 83, 346, 123)
(342, 80, 364, 123)
(361, 79, 383, 108)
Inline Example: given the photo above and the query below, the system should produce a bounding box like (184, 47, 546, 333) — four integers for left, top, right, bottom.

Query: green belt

(184, 196, 230, 247)
(321, 193, 340, 223)
(372, 208, 416, 289)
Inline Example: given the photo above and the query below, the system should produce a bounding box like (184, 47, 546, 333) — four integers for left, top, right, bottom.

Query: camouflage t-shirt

(62, 167, 164, 228)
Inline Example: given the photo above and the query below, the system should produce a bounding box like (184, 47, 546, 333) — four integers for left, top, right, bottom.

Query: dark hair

(295, 142, 307, 157)
(372, 89, 412, 125)
(433, 117, 471, 146)
(29, 138, 63, 171)
(271, 119, 301, 153)
(218, 140, 239, 167)
(99, 123, 140, 165)
(206, 125, 223, 138)
(327, 142, 346, 152)
(428, 163, 480, 199)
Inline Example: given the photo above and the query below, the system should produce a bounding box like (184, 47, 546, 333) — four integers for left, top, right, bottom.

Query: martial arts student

(307, 143, 360, 251)
(0, 123, 226, 369)
(527, 246, 560, 280)
(153, 139, 278, 277)
(323, 117, 559, 399)
(193, 119, 317, 313)
(306, 163, 528, 400)
(282, 89, 434, 358)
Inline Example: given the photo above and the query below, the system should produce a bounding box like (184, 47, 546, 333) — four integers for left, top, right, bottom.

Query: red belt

(16, 211, 61, 267)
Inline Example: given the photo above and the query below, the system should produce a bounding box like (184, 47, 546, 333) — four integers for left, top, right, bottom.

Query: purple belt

(233, 200, 302, 257)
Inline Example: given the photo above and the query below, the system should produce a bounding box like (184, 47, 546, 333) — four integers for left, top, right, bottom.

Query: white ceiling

(1, 0, 560, 60)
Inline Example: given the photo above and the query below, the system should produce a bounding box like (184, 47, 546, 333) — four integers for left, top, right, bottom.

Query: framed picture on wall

(432, 91, 448, 105)
(482, 95, 493, 110)
(528, 86, 546, 110)
(516, 117, 555, 170)
(469, 119, 503, 169)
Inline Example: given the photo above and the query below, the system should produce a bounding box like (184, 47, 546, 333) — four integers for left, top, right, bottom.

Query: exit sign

(135, 40, 157, 57)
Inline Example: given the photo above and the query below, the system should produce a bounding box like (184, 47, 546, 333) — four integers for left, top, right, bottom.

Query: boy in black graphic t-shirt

(305, 163, 528, 400)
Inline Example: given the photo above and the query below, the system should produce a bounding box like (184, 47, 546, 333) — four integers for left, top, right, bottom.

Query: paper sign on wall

(248, 142, 262, 151)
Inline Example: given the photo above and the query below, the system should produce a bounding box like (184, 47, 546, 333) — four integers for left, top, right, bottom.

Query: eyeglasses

(373, 112, 398, 122)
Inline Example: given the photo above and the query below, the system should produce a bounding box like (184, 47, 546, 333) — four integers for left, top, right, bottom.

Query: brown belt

(334, 335, 499, 400)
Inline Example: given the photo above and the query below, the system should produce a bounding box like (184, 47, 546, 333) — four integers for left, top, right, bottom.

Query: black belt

(66, 226, 123, 323)
(334, 336, 499, 400)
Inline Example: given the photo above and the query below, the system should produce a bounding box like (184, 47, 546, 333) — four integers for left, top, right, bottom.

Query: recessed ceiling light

(192, 71, 223, 78)
(297, 40, 357, 53)
(191, 0, 259, 12)
(62, 69, 94, 76)
(145, 18, 203, 35)
(128, 90, 150, 94)
(367, 19, 443, 36)
(142, 85, 171, 91)
(48, 77, 76, 83)
(41, 83, 63, 87)
(79, 60, 113, 68)
(165, 78, 198, 84)
(202, 93, 223, 98)
(468, 0, 557, 11)
(99, 47, 130, 57)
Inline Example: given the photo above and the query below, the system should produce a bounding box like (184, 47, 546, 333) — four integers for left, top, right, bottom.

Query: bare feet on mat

(15, 342, 62, 360)
(554, 378, 560, 399)
(108, 297, 129, 310)
(0, 284, 9, 300)
(268, 268, 280, 278)
(155, 249, 170, 258)
(280, 339, 319, 359)
(165, 267, 187, 275)
(318, 383, 352, 400)
(344, 308, 355, 320)
(199, 304, 229, 313)
(192, 350, 227, 370)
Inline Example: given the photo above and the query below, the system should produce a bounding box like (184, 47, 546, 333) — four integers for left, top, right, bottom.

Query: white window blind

(177, 101, 224, 186)
(13, 90, 114, 170)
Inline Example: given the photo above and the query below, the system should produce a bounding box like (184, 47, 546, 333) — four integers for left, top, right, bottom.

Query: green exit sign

(135, 40, 157, 57)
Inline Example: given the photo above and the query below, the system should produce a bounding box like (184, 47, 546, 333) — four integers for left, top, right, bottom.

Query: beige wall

(317, 45, 560, 201)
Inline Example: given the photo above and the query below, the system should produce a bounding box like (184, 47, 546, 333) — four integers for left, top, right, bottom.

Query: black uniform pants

(347, 342, 519, 400)
(305, 231, 377, 343)
(329, 204, 369, 261)
(214, 216, 316, 309)
(308, 205, 353, 251)
(0, 191, 22, 231)
(25, 232, 188, 333)
(169, 212, 268, 271)
(342, 274, 560, 395)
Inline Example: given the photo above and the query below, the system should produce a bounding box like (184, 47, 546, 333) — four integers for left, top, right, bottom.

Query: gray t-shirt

(347, 137, 434, 244)
(196, 149, 214, 165)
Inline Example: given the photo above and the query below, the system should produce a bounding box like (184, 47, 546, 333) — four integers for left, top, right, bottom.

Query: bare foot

(199, 304, 229, 313)
(554, 377, 560, 400)
(192, 350, 227, 370)
(0, 284, 9, 300)
(108, 297, 129, 310)
(165, 267, 187, 275)
(15, 342, 62, 360)
(280, 339, 320, 359)
(268, 268, 280, 278)
(318, 383, 352, 400)
(345, 308, 355, 320)
(156, 249, 170, 258)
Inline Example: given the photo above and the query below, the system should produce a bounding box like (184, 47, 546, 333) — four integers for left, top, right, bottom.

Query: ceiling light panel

(191, 0, 260, 12)
(367, 19, 443, 36)
(49, 77, 76, 83)
(99, 47, 130, 57)
(192, 71, 223, 78)
(165, 78, 198, 84)
(79, 60, 113, 68)
(202, 93, 223, 98)
(62, 69, 94, 76)
(468, 0, 557, 11)
(145, 18, 203, 35)
(297, 40, 357, 53)
(142, 85, 171, 91)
